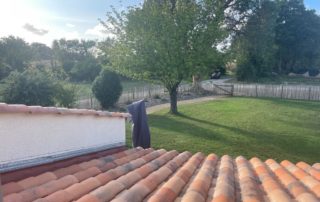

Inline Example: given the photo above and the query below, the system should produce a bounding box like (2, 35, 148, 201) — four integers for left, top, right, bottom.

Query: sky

(0, 0, 319, 47)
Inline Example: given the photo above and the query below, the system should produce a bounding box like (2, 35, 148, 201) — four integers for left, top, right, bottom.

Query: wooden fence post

(308, 86, 312, 100)
(231, 85, 234, 96)
(280, 85, 284, 99)
(255, 85, 258, 97)
(90, 94, 93, 109)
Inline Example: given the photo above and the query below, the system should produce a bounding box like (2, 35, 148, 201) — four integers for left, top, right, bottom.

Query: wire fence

(74, 83, 192, 109)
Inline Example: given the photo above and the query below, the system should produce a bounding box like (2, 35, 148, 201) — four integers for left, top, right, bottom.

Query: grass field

(126, 97, 320, 163)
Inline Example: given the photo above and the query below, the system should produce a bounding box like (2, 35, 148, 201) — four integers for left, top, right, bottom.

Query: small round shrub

(92, 69, 122, 109)
(308, 68, 319, 77)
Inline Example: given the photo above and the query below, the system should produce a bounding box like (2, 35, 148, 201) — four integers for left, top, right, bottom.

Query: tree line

(234, 0, 320, 81)
(0, 37, 123, 108)
(0, 36, 102, 82)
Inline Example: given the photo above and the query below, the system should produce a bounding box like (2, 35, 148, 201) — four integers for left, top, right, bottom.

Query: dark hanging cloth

(127, 100, 151, 148)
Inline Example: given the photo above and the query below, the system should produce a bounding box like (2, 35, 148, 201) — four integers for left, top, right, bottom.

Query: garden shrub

(92, 69, 122, 109)
(3, 68, 75, 107)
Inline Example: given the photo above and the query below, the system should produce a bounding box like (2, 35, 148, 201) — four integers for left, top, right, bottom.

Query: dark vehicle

(210, 71, 221, 79)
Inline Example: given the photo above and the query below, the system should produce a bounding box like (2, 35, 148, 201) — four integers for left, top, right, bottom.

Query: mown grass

(126, 97, 320, 164)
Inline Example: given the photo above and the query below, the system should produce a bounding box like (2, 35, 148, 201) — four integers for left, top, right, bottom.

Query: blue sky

(0, 0, 318, 46)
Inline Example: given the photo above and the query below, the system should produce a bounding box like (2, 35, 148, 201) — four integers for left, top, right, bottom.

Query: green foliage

(3, 69, 57, 106)
(3, 68, 75, 107)
(235, 0, 320, 81)
(30, 42, 53, 61)
(235, 0, 279, 81)
(275, 0, 320, 73)
(102, 0, 254, 113)
(70, 57, 102, 82)
(52, 39, 95, 70)
(0, 60, 11, 81)
(92, 69, 122, 109)
(0, 36, 32, 73)
(54, 83, 76, 107)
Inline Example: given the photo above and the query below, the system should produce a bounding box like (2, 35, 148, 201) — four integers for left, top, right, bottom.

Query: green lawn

(126, 97, 320, 163)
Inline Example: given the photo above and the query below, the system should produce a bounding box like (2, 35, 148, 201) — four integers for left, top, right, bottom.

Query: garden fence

(75, 83, 192, 109)
(75, 82, 320, 109)
(209, 83, 320, 101)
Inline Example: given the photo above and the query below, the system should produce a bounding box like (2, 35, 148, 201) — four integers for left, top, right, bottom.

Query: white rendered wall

(0, 113, 125, 171)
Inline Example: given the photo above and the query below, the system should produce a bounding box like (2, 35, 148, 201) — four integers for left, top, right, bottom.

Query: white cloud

(66, 23, 76, 28)
(85, 23, 115, 39)
(23, 23, 49, 36)
(0, 1, 119, 46)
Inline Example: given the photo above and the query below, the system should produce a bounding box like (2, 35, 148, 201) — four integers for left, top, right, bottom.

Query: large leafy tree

(30, 42, 53, 61)
(52, 39, 101, 81)
(52, 39, 96, 73)
(0, 36, 32, 79)
(275, 0, 320, 73)
(102, 0, 254, 114)
(234, 0, 279, 81)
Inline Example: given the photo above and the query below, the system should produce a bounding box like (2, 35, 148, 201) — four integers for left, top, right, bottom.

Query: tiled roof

(1, 148, 320, 202)
(0, 103, 130, 118)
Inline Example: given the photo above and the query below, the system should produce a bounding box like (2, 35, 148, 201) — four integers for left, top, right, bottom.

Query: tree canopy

(234, 0, 320, 81)
(102, 0, 255, 113)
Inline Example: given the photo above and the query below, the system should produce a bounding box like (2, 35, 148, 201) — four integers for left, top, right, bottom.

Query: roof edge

(0, 103, 131, 118)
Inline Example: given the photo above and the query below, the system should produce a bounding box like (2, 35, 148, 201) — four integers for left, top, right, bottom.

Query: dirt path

(147, 95, 226, 114)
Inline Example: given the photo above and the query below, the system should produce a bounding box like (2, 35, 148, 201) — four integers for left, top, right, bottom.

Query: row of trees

(0, 36, 123, 109)
(0, 37, 102, 82)
(234, 0, 320, 80)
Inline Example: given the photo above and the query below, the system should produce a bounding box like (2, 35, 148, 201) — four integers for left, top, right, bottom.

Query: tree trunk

(191, 74, 207, 95)
(168, 87, 178, 114)
(192, 75, 201, 89)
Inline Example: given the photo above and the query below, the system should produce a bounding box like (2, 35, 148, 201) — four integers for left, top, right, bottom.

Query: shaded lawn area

(126, 97, 320, 164)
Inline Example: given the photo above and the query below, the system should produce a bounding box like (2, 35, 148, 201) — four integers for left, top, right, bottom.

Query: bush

(92, 69, 122, 109)
(308, 68, 319, 77)
(236, 62, 257, 81)
(3, 69, 56, 106)
(3, 68, 75, 107)
(54, 83, 76, 107)
(70, 57, 101, 82)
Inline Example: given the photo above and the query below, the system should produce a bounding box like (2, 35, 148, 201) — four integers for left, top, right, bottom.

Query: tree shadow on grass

(148, 113, 320, 163)
(265, 98, 320, 112)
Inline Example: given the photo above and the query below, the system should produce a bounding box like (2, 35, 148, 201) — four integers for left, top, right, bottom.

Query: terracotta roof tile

(313, 163, 320, 171)
(266, 159, 318, 202)
(297, 161, 320, 181)
(2, 148, 320, 202)
(281, 160, 320, 198)
(0, 103, 130, 118)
